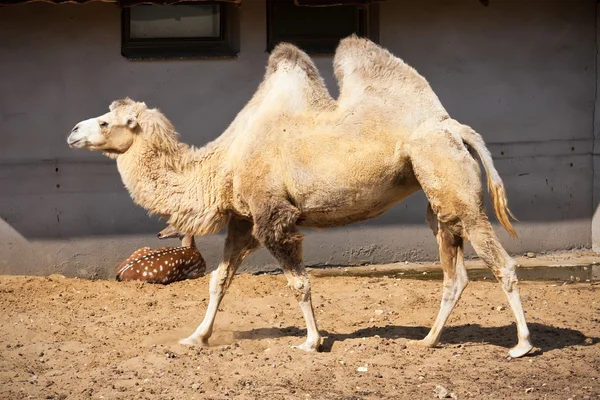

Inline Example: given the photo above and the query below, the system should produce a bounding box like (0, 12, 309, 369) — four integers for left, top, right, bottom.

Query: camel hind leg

(408, 204, 468, 348)
(466, 217, 533, 357)
(409, 131, 532, 357)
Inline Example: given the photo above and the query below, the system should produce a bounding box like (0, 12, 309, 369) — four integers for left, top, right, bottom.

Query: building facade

(0, 0, 597, 278)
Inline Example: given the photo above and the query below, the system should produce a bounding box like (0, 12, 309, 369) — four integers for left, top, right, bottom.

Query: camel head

(67, 98, 147, 155)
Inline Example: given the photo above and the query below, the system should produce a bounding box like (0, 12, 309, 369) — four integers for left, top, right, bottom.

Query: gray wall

(0, 0, 596, 278)
(593, 2, 600, 253)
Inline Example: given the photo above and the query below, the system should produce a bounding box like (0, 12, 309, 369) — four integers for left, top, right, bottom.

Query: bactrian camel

(67, 35, 533, 358)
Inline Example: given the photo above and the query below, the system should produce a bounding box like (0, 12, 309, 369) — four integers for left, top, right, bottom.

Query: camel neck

(116, 140, 230, 235)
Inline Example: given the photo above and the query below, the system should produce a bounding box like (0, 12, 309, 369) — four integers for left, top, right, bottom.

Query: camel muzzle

(67, 131, 86, 148)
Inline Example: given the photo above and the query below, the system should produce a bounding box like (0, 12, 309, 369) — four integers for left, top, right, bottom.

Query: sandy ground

(0, 273, 598, 400)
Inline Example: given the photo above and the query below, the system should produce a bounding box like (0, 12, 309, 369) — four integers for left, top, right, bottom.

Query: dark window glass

(267, 0, 377, 55)
(122, 3, 238, 60)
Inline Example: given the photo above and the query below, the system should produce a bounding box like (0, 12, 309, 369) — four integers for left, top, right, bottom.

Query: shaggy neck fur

(116, 109, 230, 236)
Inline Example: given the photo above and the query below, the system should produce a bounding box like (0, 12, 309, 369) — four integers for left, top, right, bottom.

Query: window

(267, 0, 378, 55)
(121, 2, 239, 60)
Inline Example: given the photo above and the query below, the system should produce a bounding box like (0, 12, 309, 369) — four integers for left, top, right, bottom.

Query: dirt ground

(0, 273, 598, 400)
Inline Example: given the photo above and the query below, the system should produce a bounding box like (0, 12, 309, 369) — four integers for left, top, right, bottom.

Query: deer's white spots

(118, 236, 204, 284)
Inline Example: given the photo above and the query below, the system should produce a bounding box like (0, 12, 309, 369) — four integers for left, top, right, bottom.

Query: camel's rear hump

(333, 36, 447, 128)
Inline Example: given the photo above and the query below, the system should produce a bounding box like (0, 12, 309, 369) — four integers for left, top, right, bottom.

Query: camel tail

(460, 127, 518, 238)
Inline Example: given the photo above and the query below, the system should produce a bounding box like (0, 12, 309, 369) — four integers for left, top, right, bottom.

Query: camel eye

(99, 121, 108, 128)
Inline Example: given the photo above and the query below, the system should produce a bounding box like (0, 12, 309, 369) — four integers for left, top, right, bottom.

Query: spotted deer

(116, 226, 206, 284)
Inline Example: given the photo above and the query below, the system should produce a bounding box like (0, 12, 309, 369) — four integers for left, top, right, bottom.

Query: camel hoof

(406, 339, 436, 349)
(291, 341, 320, 353)
(508, 342, 533, 358)
(179, 336, 208, 347)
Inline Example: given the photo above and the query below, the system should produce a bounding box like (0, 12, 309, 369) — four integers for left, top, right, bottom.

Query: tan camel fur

(67, 35, 532, 358)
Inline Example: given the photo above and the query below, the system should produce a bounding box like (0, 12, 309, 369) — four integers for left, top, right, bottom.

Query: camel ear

(110, 97, 134, 111)
(126, 116, 138, 129)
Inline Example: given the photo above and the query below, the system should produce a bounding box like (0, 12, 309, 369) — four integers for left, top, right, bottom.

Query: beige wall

(0, 0, 596, 278)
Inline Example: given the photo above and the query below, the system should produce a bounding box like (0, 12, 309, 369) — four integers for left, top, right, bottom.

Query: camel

(67, 35, 533, 358)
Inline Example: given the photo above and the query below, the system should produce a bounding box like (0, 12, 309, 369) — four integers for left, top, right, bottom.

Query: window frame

(266, 0, 378, 55)
(121, 2, 239, 60)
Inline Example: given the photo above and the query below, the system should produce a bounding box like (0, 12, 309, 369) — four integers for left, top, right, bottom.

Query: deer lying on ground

(116, 226, 206, 284)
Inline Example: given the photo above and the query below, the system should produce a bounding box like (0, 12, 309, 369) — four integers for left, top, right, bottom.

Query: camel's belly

(295, 178, 420, 229)
(284, 148, 420, 228)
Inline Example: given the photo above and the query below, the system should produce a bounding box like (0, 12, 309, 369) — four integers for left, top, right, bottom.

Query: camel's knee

(473, 238, 520, 293)
(288, 275, 307, 291)
(494, 257, 519, 293)
(285, 273, 311, 302)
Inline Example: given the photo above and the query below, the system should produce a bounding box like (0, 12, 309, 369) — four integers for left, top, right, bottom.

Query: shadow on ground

(235, 322, 597, 354)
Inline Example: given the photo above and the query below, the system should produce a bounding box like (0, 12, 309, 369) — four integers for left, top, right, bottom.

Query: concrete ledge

(302, 250, 600, 282)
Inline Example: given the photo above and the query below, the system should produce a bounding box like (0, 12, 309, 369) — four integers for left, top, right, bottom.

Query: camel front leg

(180, 217, 259, 346)
(252, 201, 321, 352)
(284, 268, 321, 352)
